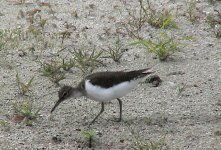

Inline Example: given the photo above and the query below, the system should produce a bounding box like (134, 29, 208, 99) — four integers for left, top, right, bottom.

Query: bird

(51, 68, 154, 125)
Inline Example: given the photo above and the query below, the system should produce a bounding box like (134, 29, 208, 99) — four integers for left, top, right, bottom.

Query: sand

(0, 0, 221, 149)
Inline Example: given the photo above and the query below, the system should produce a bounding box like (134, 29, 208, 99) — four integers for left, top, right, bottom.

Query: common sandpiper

(51, 68, 154, 125)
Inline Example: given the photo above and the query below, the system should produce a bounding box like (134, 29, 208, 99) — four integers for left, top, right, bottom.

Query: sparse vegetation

(185, 0, 200, 22)
(0, 28, 23, 51)
(139, 0, 178, 29)
(177, 82, 188, 97)
(103, 36, 125, 62)
(61, 58, 76, 71)
(39, 60, 65, 84)
(122, 0, 177, 39)
(127, 125, 167, 150)
(131, 31, 180, 61)
(0, 0, 220, 149)
(0, 120, 10, 131)
(208, 0, 221, 4)
(13, 99, 41, 126)
(81, 129, 97, 148)
(16, 73, 34, 95)
(215, 26, 221, 38)
(59, 30, 73, 44)
(0, 30, 6, 50)
(72, 47, 103, 75)
(144, 116, 152, 125)
(206, 10, 221, 38)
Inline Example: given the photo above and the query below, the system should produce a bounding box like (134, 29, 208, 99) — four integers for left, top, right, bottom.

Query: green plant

(39, 60, 65, 84)
(131, 31, 180, 61)
(61, 58, 76, 71)
(16, 73, 34, 95)
(122, 0, 177, 39)
(122, 5, 146, 39)
(59, 30, 72, 44)
(0, 28, 23, 50)
(81, 129, 97, 148)
(73, 47, 103, 75)
(103, 36, 125, 62)
(127, 125, 167, 150)
(185, 0, 199, 22)
(28, 26, 43, 38)
(144, 116, 152, 125)
(206, 11, 221, 38)
(177, 82, 187, 97)
(0, 120, 10, 131)
(13, 100, 41, 125)
(206, 14, 218, 28)
(214, 25, 221, 38)
(0, 30, 6, 50)
(139, 0, 177, 29)
(208, 0, 221, 4)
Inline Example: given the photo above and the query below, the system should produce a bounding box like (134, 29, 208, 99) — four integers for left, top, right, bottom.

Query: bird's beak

(143, 69, 155, 74)
(51, 99, 62, 113)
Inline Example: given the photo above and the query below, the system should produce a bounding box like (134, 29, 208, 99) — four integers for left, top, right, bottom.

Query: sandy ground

(0, 0, 221, 149)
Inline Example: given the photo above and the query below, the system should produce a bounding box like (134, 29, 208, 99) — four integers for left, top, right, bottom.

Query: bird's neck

(72, 87, 84, 98)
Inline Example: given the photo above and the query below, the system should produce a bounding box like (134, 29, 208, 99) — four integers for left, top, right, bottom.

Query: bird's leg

(90, 102, 104, 125)
(116, 98, 122, 122)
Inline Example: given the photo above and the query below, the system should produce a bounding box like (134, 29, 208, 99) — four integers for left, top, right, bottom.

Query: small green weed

(215, 26, 221, 38)
(206, 14, 219, 28)
(131, 31, 180, 61)
(0, 30, 6, 50)
(59, 30, 72, 44)
(206, 11, 221, 37)
(208, 0, 221, 4)
(177, 82, 187, 98)
(122, 0, 177, 39)
(185, 0, 200, 22)
(0, 120, 10, 131)
(0, 27, 23, 50)
(103, 36, 125, 62)
(28, 26, 43, 38)
(81, 129, 97, 148)
(122, 7, 146, 39)
(39, 60, 65, 84)
(144, 116, 152, 125)
(139, 0, 177, 29)
(73, 48, 103, 75)
(13, 100, 41, 125)
(16, 73, 34, 95)
(127, 125, 167, 150)
(61, 58, 76, 71)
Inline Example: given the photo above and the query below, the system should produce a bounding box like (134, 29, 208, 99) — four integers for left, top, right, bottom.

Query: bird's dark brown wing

(85, 68, 152, 88)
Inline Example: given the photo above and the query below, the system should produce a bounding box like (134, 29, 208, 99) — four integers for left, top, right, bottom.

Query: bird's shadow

(84, 114, 168, 129)
(84, 112, 221, 130)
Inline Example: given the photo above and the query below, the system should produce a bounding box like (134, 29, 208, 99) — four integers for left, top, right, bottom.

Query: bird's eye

(62, 92, 67, 97)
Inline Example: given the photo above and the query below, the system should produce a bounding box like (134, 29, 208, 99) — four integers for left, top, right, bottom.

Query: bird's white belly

(85, 80, 139, 102)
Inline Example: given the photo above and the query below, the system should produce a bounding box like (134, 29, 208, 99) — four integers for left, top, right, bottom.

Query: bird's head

(51, 85, 82, 113)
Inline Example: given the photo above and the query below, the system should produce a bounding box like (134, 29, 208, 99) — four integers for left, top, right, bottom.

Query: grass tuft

(127, 124, 167, 150)
(13, 99, 41, 126)
(39, 60, 65, 84)
(81, 129, 97, 148)
(103, 36, 125, 62)
(131, 31, 181, 61)
(206, 10, 221, 38)
(185, 0, 200, 22)
(16, 73, 34, 95)
(139, 0, 178, 29)
(72, 47, 103, 75)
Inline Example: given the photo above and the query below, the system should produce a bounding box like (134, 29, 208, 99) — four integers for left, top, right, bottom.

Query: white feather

(85, 79, 140, 102)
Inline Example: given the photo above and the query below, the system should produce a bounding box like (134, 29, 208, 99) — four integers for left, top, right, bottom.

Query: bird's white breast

(85, 79, 139, 102)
